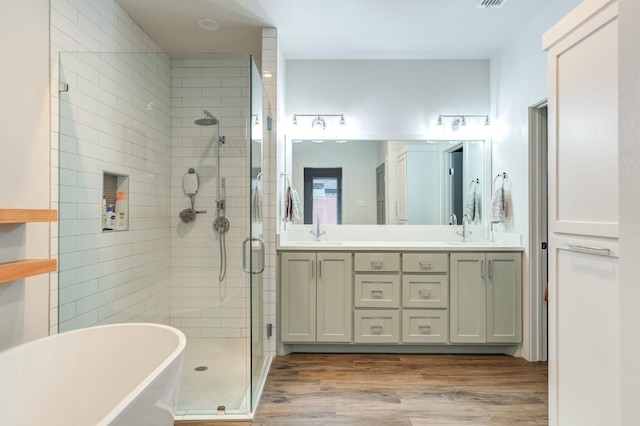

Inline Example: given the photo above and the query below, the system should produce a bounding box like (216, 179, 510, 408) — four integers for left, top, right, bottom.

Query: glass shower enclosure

(57, 51, 267, 418)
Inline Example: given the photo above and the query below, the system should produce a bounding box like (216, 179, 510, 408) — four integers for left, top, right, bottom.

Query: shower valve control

(213, 216, 230, 233)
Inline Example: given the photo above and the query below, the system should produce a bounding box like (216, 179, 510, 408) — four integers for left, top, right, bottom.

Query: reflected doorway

(303, 167, 342, 224)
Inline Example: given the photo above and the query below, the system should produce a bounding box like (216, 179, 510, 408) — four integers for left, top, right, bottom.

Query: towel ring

(468, 178, 480, 192)
(493, 172, 508, 188)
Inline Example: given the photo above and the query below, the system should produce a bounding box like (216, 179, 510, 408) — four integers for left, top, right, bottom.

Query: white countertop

(278, 240, 523, 251)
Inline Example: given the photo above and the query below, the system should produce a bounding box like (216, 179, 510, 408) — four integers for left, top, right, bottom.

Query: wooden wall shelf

(0, 259, 57, 284)
(0, 209, 58, 283)
(0, 209, 57, 223)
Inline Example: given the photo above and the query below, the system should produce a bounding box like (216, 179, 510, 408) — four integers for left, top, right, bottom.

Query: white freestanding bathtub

(0, 323, 186, 426)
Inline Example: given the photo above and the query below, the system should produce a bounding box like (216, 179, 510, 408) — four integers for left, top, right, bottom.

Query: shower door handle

(242, 237, 265, 275)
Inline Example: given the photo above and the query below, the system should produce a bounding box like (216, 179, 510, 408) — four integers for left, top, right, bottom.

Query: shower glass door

(249, 57, 267, 411)
(57, 51, 263, 419)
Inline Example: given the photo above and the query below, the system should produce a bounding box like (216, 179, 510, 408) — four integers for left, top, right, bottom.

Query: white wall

(285, 60, 490, 141)
(0, 0, 51, 350)
(619, 0, 640, 421)
(489, 0, 582, 360)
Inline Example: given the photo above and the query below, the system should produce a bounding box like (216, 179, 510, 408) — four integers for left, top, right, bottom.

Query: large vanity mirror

(289, 138, 489, 226)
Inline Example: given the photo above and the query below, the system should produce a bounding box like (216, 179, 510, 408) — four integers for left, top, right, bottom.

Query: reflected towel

(291, 188, 302, 223)
(490, 187, 506, 223)
(252, 185, 262, 222)
(463, 189, 479, 224)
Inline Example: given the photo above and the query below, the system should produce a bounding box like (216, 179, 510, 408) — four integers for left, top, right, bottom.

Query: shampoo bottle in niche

(115, 191, 127, 230)
(105, 205, 116, 230)
(102, 195, 108, 230)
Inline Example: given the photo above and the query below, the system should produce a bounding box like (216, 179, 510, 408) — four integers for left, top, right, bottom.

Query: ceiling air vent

(476, 0, 508, 8)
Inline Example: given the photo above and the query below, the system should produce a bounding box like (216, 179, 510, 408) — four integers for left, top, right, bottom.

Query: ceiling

(116, 0, 558, 60)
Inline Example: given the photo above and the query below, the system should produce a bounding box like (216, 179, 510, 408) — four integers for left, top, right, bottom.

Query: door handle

(242, 237, 265, 275)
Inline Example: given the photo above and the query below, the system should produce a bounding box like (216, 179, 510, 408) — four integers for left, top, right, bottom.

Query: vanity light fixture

(291, 114, 346, 130)
(437, 114, 490, 131)
(311, 116, 325, 130)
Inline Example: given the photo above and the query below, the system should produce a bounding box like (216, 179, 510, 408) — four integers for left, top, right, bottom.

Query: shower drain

(194, 366, 208, 372)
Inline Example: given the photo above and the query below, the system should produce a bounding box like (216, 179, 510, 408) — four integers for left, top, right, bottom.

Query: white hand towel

(463, 189, 477, 223)
(490, 187, 506, 223)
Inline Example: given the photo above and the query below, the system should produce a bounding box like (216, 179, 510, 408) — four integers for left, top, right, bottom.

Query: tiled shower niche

(102, 172, 128, 232)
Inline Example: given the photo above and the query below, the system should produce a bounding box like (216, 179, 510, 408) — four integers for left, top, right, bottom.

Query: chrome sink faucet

(456, 214, 472, 241)
(310, 213, 326, 241)
(448, 213, 458, 225)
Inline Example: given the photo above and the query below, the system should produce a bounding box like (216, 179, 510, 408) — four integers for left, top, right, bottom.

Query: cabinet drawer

(402, 275, 448, 308)
(354, 252, 400, 272)
(402, 309, 448, 343)
(355, 274, 400, 308)
(354, 309, 400, 343)
(402, 253, 448, 273)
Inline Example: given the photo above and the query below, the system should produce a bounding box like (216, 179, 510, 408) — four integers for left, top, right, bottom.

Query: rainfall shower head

(194, 109, 219, 126)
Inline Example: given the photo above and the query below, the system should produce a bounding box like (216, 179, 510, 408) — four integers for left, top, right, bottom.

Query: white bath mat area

(176, 337, 249, 414)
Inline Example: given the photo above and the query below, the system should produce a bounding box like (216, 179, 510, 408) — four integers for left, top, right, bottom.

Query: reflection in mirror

(290, 139, 487, 225)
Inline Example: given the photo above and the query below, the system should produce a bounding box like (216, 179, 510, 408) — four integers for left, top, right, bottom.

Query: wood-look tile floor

(177, 353, 548, 426)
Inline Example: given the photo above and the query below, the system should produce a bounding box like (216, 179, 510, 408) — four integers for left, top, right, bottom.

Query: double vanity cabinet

(279, 246, 522, 352)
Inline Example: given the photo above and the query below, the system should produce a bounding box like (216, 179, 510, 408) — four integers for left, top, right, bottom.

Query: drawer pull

(419, 261, 432, 269)
(419, 289, 431, 299)
(371, 290, 384, 298)
(419, 324, 432, 334)
(371, 260, 384, 269)
(371, 325, 383, 334)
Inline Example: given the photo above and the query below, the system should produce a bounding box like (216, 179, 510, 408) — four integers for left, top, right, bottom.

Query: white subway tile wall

(57, 51, 172, 331)
(170, 54, 251, 338)
(261, 27, 278, 353)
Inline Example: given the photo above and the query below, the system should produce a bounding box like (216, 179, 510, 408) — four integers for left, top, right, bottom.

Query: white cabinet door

(544, 1, 620, 424)
(281, 251, 352, 343)
(450, 252, 522, 344)
(546, 1, 618, 239)
(280, 252, 316, 342)
(450, 252, 486, 343)
(553, 245, 619, 426)
(486, 252, 522, 344)
(396, 146, 440, 225)
(316, 252, 352, 343)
